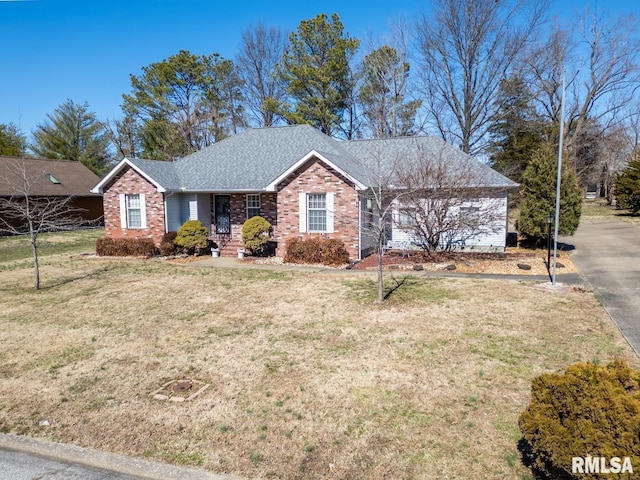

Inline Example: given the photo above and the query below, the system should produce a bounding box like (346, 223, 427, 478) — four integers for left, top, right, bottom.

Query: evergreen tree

(358, 45, 421, 138)
(0, 123, 26, 156)
(518, 142, 582, 241)
(488, 76, 546, 184)
(123, 50, 244, 160)
(277, 13, 359, 136)
(30, 99, 110, 175)
(614, 159, 640, 214)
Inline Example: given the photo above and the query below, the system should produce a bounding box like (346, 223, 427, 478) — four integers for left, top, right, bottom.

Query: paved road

(562, 218, 640, 356)
(0, 433, 237, 480)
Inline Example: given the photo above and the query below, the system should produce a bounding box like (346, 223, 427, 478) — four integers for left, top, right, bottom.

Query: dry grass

(0, 253, 636, 479)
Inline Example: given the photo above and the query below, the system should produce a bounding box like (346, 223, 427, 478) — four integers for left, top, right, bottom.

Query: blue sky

(1, 0, 638, 140)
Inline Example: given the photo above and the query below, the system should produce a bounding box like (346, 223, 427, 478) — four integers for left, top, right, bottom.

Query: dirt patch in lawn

(0, 256, 632, 480)
(353, 247, 577, 276)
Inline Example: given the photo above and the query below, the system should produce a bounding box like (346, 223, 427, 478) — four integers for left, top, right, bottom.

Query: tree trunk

(30, 230, 40, 290)
(377, 236, 384, 303)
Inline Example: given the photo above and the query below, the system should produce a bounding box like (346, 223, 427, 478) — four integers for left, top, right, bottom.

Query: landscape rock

(413, 264, 424, 271)
(517, 263, 532, 270)
(444, 264, 456, 271)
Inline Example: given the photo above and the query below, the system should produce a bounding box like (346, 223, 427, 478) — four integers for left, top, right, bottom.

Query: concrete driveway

(562, 218, 640, 356)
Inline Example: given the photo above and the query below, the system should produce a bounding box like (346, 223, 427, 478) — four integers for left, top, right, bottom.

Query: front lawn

(0, 237, 635, 479)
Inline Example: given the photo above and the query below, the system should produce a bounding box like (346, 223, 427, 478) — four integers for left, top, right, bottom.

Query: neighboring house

(91, 125, 517, 259)
(0, 156, 103, 231)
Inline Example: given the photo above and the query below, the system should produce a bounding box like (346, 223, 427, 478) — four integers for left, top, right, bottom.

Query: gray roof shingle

(108, 125, 518, 192)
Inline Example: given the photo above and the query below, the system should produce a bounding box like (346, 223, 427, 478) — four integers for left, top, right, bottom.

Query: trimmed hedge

(96, 237, 157, 257)
(518, 360, 640, 479)
(284, 237, 349, 266)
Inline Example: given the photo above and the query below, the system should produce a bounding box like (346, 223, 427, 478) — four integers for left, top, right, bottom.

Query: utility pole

(552, 69, 566, 286)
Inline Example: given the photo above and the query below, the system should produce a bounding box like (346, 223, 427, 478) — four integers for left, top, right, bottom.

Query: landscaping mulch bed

(352, 248, 577, 276)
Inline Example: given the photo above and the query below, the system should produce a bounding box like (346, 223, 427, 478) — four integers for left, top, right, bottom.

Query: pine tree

(0, 123, 26, 156)
(277, 13, 359, 136)
(518, 142, 582, 241)
(30, 99, 110, 174)
(614, 159, 640, 214)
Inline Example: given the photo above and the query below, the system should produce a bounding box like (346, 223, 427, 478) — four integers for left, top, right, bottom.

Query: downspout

(358, 194, 362, 261)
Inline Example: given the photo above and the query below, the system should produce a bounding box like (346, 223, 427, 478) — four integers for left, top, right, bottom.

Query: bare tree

(236, 23, 288, 127)
(104, 114, 141, 160)
(0, 160, 87, 290)
(415, 0, 550, 155)
(394, 145, 506, 252)
(525, 9, 640, 185)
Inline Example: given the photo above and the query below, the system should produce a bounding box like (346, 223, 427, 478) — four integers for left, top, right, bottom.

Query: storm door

(214, 195, 231, 234)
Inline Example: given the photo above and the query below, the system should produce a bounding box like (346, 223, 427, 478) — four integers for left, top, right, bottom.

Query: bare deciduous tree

(415, 0, 550, 155)
(525, 9, 640, 186)
(0, 160, 87, 290)
(236, 23, 288, 127)
(394, 146, 506, 252)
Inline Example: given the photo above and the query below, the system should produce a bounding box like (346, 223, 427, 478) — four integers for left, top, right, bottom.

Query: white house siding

(390, 191, 508, 252)
(165, 194, 183, 232)
(196, 193, 211, 233)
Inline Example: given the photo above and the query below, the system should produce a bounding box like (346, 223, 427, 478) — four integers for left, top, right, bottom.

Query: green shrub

(615, 159, 640, 214)
(159, 231, 178, 256)
(241, 216, 272, 255)
(518, 360, 640, 479)
(284, 237, 349, 266)
(174, 220, 209, 255)
(95, 237, 156, 257)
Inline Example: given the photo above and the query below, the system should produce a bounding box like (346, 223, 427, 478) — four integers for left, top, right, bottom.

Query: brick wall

(276, 158, 360, 259)
(103, 166, 166, 245)
(210, 193, 278, 255)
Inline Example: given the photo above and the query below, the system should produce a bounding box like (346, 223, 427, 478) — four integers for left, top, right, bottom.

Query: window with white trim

(246, 194, 261, 219)
(126, 194, 142, 228)
(398, 207, 417, 228)
(307, 193, 327, 232)
(460, 206, 481, 228)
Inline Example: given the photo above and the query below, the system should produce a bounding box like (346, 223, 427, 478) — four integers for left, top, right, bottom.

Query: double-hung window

(307, 193, 327, 232)
(119, 193, 146, 229)
(299, 192, 334, 233)
(246, 194, 261, 219)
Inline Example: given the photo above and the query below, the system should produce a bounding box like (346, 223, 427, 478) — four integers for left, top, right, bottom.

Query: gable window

(298, 192, 334, 233)
(246, 194, 261, 219)
(119, 193, 146, 229)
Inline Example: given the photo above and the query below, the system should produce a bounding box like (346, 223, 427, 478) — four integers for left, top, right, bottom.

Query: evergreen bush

(174, 220, 209, 255)
(241, 216, 272, 255)
(615, 159, 640, 214)
(518, 142, 582, 243)
(518, 360, 640, 479)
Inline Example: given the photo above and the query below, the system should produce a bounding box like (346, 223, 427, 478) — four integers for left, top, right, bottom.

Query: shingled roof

(0, 157, 101, 197)
(92, 125, 518, 193)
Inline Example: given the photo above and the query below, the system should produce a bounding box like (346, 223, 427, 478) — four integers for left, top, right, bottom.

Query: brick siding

(210, 193, 278, 256)
(276, 158, 360, 260)
(102, 166, 166, 246)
